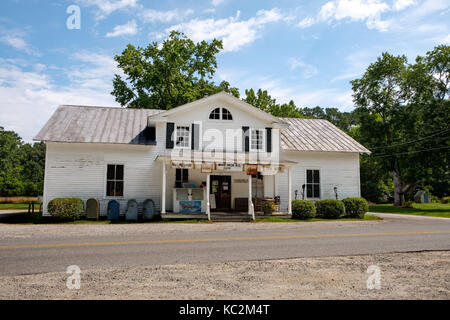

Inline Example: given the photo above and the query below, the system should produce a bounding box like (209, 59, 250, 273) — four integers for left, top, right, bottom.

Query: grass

(255, 215, 381, 223)
(0, 211, 380, 224)
(369, 203, 450, 218)
(0, 203, 34, 210)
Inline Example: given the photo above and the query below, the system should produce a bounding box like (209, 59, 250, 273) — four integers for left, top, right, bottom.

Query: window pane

(307, 184, 313, 198)
(107, 165, 115, 180)
(183, 169, 189, 182)
(115, 181, 124, 196)
(209, 108, 220, 119)
(313, 170, 320, 183)
(222, 108, 232, 120)
(106, 181, 115, 196)
(116, 165, 124, 180)
(307, 170, 312, 183)
(313, 184, 320, 198)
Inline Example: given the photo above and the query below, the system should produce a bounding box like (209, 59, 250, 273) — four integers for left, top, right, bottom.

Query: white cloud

(105, 20, 138, 37)
(0, 54, 121, 142)
(288, 58, 319, 78)
(211, 0, 226, 6)
(139, 8, 194, 23)
(392, 0, 417, 11)
(297, 17, 315, 28)
(77, 0, 138, 20)
(165, 8, 285, 52)
(0, 28, 39, 56)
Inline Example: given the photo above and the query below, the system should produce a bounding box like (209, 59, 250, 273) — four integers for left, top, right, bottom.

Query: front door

(210, 175, 231, 211)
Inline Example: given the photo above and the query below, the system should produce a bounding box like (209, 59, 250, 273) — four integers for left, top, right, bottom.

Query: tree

(351, 47, 450, 205)
(243, 88, 304, 118)
(0, 127, 46, 196)
(112, 31, 239, 109)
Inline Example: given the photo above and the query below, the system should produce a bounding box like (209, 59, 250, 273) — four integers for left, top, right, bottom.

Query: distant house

(34, 92, 370, 219)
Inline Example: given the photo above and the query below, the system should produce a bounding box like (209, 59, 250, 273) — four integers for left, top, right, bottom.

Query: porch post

(206, 173, 211, 221)
(287, 166, 292, 215)
(248, 174, 255, 220)
(161, 161, 166, 214)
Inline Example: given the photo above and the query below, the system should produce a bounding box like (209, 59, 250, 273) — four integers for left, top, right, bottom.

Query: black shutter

(266, 127, 272, 153)
(242, 126, 249, 152)
(191, 123, 200, 150)
(166, 122, 174, 149)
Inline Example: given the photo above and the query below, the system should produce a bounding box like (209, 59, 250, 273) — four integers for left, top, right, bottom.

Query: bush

(402, 200, 414, 208)
(47, 198, 84, 220)
(342, 197, 369, 218)
(292, 200, 316, 219)
(441, 196, 450, 204)
(315, 199, 345, 219)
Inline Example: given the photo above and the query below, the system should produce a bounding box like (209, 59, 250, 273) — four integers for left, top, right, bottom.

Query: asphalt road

(0, 213, 449, 276)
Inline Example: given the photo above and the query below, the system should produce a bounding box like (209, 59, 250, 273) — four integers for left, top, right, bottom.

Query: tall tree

(112, 31, 238, 109)
(351, 47, 449, 205)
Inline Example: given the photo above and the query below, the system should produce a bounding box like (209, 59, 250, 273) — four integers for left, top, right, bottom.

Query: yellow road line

(1, 230, 449, 250)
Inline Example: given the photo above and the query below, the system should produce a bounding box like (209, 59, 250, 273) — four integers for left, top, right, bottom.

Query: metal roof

(34, 105, 163, 145)
(280, 118, 371, 154)
(34, 105, 370, 153)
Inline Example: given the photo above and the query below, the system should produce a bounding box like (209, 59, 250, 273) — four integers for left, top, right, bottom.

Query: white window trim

(305, 168, 321, 200)
(105, 163, 125, 199)
(249, 128, 265, 152)
(174, 124, 191, 150)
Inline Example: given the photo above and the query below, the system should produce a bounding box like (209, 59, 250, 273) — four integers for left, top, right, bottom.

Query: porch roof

(154, 154, 297, 166)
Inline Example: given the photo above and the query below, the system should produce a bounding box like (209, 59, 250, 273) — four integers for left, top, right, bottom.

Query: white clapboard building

(34, 92, 370, 219)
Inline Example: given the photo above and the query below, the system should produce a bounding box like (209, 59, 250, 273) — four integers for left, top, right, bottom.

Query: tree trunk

(392, 170, 403, 207)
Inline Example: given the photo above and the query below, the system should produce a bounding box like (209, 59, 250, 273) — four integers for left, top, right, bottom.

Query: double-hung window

(106, 164, 124, 197)
(175, 125, 190, 149)
(250, 129, 264, 151)
(306, 169, 320, 199)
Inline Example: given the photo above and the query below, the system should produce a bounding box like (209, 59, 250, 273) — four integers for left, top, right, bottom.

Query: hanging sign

(216, 163, 243, 172)
(260, 165, 283, 175)
(245, 164, 258, 175)
(201, 163, 214, 173)
(171, 161, 194, 169)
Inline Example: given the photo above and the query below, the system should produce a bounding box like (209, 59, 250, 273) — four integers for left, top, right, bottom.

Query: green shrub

(315, 199, 345, 219)
(402, 200, 414, 208)
(442, 196, 450, 204)
(292, 200, 316, 219)
(342, 197, 369, 218)
(47, 198, 84, 220)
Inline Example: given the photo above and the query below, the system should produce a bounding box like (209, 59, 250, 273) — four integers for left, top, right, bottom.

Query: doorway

(210, 175, 231, 211)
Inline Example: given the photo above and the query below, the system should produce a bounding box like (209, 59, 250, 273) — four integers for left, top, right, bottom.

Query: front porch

(161, 211, 292, 222)
(156, 153, 296, 221)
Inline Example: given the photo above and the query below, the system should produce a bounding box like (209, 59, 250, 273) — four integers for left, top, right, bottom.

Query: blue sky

(0, 0, 449, 142)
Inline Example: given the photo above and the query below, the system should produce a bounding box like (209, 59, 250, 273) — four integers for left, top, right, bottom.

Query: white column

(206, 173, 211, 221)
(248, 174, 255, 220)
(287, 167, 292, 215)
(161, 161, 166, 214)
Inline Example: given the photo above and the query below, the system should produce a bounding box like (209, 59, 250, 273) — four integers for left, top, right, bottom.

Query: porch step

(210, 214, 253, 222)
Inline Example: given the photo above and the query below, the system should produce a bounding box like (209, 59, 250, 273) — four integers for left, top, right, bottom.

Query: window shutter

(242, 126, 249, 152)
(266, 127, 272, 153)
(166, 122, 174, 149)
(191, 123, 200, 150)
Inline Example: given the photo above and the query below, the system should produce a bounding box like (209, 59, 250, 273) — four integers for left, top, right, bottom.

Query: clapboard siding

(276, 151, 361, 211)
(43, 124, 166, 216)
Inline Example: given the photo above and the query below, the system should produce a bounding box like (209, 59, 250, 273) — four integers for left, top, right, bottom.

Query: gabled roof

(280, 118, 371, 154)
(34, 104, 370, 154)
(148, 91, 288, 127)
(34, 105, 163, 145)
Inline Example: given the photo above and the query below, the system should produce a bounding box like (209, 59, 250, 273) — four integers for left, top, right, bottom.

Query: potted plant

(262, 201, 277, 215)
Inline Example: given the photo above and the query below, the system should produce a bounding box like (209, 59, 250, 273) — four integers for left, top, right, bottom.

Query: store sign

(171, 161, 194, 169)
(217, 163, 243, 172)
(201, 163, 214, 173)
(245, 164, 258, 175)
(259, 165, 284, 175)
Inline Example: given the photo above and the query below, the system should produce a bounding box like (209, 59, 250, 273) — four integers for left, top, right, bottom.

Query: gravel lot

(1, 251, 448, 300)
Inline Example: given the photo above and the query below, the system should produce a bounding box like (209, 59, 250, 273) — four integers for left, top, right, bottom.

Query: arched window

(222, 108, 233, 120)
(209, 107, 233, 120)
(209, 108, 221, 120)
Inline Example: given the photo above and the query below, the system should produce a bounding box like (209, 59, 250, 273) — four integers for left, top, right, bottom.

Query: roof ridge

(59, 105, 164, 111)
